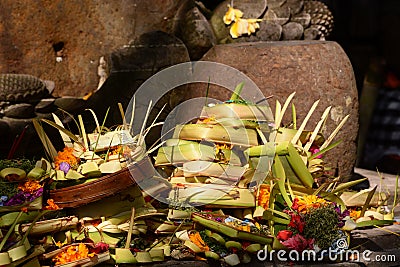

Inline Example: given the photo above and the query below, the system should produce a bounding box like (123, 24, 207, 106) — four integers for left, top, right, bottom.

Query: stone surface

(0, 0, 186, 97)
(187, 41, 359, 179)
(35, 98, 56, 113)
(87, 31, 190, 130)
(176, 5, 216, 60)
(282, 22, 304, 40)
(3, 103, 35, 118)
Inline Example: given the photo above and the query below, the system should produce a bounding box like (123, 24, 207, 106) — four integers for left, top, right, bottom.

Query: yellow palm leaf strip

(129, 96, 136, 131)
(304, 106, 331, 152)
(40, 118, 81, 145)
(85, 109, 101, 134)
(274, 100, 281, 129)
(143, 103, 166, 138)
(230, 82, 244, 102)
(138, 100, 153, 146)
(78, 115, 89, 151)
(256, 128, 268, 145)
(291, 100, 320, 145)
(319, 114, 349, 150)
(330, 177, 368, 194)
(117, 103, 128, 130)
(292, 103, 297, 129)
(125, 207, 135, 249)
(360, 185, 377, 217)
(276, 92, 296, 130)
(52, 113, 73, 147)
(373, 225, 400, 237)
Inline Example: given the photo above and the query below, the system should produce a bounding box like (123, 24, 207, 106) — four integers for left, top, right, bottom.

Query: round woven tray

(49, 156, 154, 208)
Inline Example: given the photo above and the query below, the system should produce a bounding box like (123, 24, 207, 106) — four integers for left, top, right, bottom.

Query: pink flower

(309, 145, 322, 159)
(282, 234, 314, 252)
(277, 230, 293, 241)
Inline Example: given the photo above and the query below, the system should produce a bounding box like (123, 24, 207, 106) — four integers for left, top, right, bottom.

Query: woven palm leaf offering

(0, 159, 61, 265)
(32, 102, 157, 209)
(27, 102, 166, 266)
(0, 177, 62, 266)
(154, 82, 274, 207)
(147, 82, 280, 265)
(148, 86, 397, 265)
(0, 159, 47, 213)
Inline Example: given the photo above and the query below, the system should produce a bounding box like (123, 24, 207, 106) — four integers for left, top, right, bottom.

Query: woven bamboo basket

(49, 156, 154, 208)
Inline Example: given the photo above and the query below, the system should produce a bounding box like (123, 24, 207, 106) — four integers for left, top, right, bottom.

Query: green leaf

(330, 178, 368, 194)
(309, 140, 341, 160)
(356, 219, 395, 228)
(286, 142, 314, 188)
(262, 210, 290, 224)
(230, 82, 244, 102)
(272, 155, 292, 207)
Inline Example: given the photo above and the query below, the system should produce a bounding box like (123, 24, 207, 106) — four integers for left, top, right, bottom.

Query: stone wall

(0, 0, 184, 97)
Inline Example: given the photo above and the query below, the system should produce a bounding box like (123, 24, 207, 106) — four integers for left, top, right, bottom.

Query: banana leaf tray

(192, 212, 274, 244)
(49, 156, 154, 208)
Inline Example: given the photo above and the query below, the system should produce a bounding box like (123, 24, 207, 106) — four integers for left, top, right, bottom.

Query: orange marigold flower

(45, 199, 60, 210)
(189, 231, 209, 252)
(54, 147, 80, 170)
(53, 243, 93, 265)
(109, 145, 123, 155)
(296, 195, 327, 213)
(257, 185, 271, 210)
(18, 180, 42, 194)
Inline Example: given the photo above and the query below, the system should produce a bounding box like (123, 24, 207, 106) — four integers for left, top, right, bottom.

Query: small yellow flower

(349, 209, 361, 220)
(230, 18, 249, 38)
(223, 5, 243, 25)
(246, 19, 261, 34)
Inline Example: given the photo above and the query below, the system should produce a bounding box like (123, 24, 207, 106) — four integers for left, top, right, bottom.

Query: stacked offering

(154, 83, 274, 208)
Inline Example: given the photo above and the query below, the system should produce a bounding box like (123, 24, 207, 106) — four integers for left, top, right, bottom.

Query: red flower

(288, 214, 305, 233)
(291, 198, 299, 211)
(90, 242, 109, 254)
(282, 234, 314, 252)
(277, 230, 293, 241)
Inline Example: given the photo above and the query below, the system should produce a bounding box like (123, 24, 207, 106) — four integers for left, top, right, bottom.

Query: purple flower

(4, 187, 43, 206)
(59, 162, 71, 174)
(334, 205, 350, 227)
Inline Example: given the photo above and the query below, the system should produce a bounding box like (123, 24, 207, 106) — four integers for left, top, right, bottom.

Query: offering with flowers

(32, 102, 159, 208)
(0, 159, 48, 212)
(275, 194, 352, 252)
